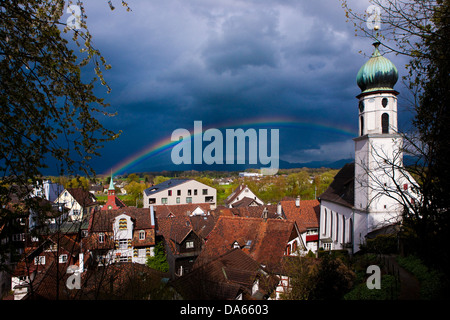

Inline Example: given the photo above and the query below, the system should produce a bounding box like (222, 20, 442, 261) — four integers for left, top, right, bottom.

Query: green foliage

(344, 274, 399, 300)
(0, 0, 119, 181)
(343, 0, 450, 277)
(124, 181, 148, 200)
(66, 176, 90, 190)
(153, 176, 170, 186)
(127, 173, 140, 183)
(138, 167, 338, 205)
(240, 168, 338, 203)
(362, 235, 398, 254)
(146, 241, 169, 273)
(282, 254, 355, 300)
(311, 254, 355, 300)
(344, 253, 400, 300)
(397, 255, 449, 299)
(0, 2, 122, 266)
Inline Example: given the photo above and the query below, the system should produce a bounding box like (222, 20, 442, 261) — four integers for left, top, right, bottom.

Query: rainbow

(106, 117, 357, 176)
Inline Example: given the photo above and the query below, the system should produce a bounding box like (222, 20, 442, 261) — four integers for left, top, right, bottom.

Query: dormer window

(233, 241, 240, 249)
(59, 254, 68, 263)
(186, 241, 194, 249)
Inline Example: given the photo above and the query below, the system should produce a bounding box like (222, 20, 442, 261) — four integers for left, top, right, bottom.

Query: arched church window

(360, 116, 364, 136)
(349, 218, 353, 243)
(382, 113, 389, 134)
(382, 97, 388, 108)
(359, 100, 364, 113)
(342, 215, 346, 244)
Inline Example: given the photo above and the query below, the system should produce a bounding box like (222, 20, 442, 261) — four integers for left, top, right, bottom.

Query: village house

(224, 184, 264, 208)
(0, 188, 69, 298)
(151, 203, 212, 219)
(280, 197, 320, 254)
(214, 197, 319, 255)
(194, 215, 304, 299)
(157, 214, 215, 278)
(170, 248, 279, 300)
(29, 180, 65, 203)
(10, 233, 84, 300)
(216, 203, 279, 219)
(85, 207, 156, 265)
(54, 188, 98, 222)
(143, 179, 216, 209)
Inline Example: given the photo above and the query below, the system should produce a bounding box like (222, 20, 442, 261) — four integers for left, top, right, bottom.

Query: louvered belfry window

(119, 218, 127, 230)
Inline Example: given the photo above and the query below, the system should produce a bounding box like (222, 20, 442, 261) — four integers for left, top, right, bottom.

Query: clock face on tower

(359, 100, 364, 113)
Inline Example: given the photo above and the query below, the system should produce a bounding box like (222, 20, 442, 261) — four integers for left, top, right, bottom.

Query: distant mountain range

(117, 155, 421, 175)
(119, 158, 355, 175)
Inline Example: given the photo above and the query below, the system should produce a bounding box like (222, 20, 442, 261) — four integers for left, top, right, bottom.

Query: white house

(29, 180, 65, 202)
(54, 188, 97, 221)
(319, 42, 418, 253)
(143, 179, 216, 209)
(86, 207, 156, 265)
(225, 184, 264, 208)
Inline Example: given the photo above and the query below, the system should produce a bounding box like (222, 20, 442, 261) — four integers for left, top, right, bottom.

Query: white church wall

(319, 200, 353, 251)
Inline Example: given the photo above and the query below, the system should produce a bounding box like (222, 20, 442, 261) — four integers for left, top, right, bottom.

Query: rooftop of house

(280, 198, 320, 233)
(195, 216, 297, 273)
(85, 208, 156, 249)
(156, 214, 216, 255)
(143, 179, 190, 196)
(88, 207, 155, 233)
(170, 247, 278, 300)
(151, 203, 212, 219)
(217, 204, 280, 219)
(225, 184, 256, 205)
(231, 196, 260, 208)
(319, 162, 355, 208)
(63, 188, 97, 207)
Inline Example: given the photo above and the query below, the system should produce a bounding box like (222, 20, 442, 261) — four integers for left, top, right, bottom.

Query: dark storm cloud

(72, 0, 411, 173)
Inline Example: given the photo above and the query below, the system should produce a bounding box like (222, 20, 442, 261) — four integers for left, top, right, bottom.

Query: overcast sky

(61, 0, 415, 176)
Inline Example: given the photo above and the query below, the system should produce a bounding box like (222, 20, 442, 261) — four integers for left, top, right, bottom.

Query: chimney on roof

(262, 207, 268, 222)
(79, 253, 84, 273)
(150, 205, 155, 226)
(295, 196, 300, 207)
(277, 203, 282, 216)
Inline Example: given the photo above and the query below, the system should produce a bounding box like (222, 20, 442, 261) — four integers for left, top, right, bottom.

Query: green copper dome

(356, 42, 398, 93)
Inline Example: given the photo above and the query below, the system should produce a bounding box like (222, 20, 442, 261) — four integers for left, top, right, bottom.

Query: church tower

(102, 172, 127, 211)
(353, 41, 404, 237)
(318, 42, 416, 254)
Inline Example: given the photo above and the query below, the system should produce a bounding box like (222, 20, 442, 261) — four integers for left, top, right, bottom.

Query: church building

(319, 42, 417, 253)
(102, 174, 127, 211)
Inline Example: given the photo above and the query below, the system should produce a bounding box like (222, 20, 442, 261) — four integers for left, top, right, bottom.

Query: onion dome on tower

(356, 42, 398, 94)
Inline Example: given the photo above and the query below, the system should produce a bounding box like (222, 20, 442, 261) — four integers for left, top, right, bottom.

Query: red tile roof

(65, 188, 97, 207)
(225, 184, 247, 205)
(196, 216, 298, 273)
(281, 199, 319, 233)
(89, 207, 155, 232)
(151, 203, 212, 218)
(85, 207, 156, 249)
(171, 248, 278, 300)
(156, 214, 215, 255)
